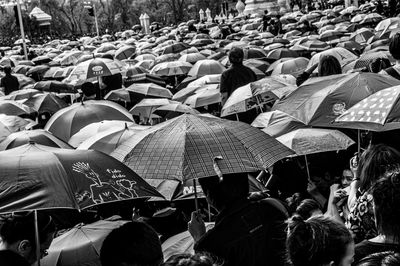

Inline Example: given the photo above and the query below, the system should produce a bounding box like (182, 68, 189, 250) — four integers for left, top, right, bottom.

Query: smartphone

(350, 154, 359, 169)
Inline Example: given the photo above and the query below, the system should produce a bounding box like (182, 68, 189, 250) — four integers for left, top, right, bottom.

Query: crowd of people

(2, 0, 400, 265)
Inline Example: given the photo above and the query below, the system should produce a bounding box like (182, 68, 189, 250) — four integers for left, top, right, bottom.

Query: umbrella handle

(193, 178, 199, 211)
(34, 210, 41, 266)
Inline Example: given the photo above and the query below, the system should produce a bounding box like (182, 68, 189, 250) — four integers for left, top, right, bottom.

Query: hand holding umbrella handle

(213, 156, 224, 182)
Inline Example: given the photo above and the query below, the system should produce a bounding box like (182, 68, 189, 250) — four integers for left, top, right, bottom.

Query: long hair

(389, 33, 400, 60)
(318, 55, 342, 77)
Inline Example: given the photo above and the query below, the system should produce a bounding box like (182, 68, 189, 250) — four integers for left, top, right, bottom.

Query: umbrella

(173, 84, 219, 103)
(4, 88, 40, 101)
(32, 55, 52, 65)
(336, 41, 364, 55)
(360, 13, 383, 25)
(353, 51, 394, 69)
(335, 85, 400, 131)
(45, 100, 134, 142)
(319, 29, 345, 42)
(0, 100, 34, 116)
(0, 129, 72, 150)
(134, 54, 156, 62)
(111, 114, 293, 181)
(179, 53, 207, 64)
(153, 103, 200, 119)
(126, 83, 173, 99)
(307, 47, 358, 71)
(184, 87, 221, 108)
(125, 65, 148, 77)
(273, 73, 400, 127)
(114, 46, 136, 61)
(0, 114, 31, 142)
(96, 43, 117, 53)
(296, 40, 330, 52)
(13, 65, 33, 75)
(221, 76, 296, 117)
(129, 98, 174, 119)
(0, 143, 162, 213)
(350, 14, 366, 23)
(57, 51, 84, 66)
(14, 38, 31, 45)
(277, 128, 354, 156)
(349, 28, 375, 44)
(271, 57, 309, 78)
(43, 66, 63, 80)
(243, 59, 270, 73)
(69, 120, 136, 148)
(159, 43, 190, 55)
(154, 54, 181, 65)
(24, 93, 69, 114)
(41, 219, 128, 266)
(251, 110, 306, 138)
(77, 124, 147, 154)
(266, 49, 298, 61)
(0, 57, 18, 67)
(68, 58, 125, 81)
(33, 80, 77, 93)
(151, 61, 192, 76)
(187, 60, 226, 77)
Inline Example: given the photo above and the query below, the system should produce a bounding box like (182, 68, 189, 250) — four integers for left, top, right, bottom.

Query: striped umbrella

(111, 114, 294, 181)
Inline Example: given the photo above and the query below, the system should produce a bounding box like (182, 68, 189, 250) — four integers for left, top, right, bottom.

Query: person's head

(0, 212, 56, 264)
(100, 221, 163, 266)
(295, 199, 322, 220)
(358, 144, 400, 192)
(3, 65, 12, 75)
(356, 251, 400, 266)
(162, 253, 217, 266)
(318, 55, 342, 77)
(389, 33, 400, 61)
(228, 47, 244, 65)
(287, 215, 354, 266)
(367, 58, 391, 73)
(341, 169, 354, 188)
(198, 173, 249, 212)
(370, 171, 400, 241)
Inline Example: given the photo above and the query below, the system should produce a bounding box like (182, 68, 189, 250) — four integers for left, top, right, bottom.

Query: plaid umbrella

(277, 128, 354, 156)
(0, 129, 72, 150)
(0, 143, 162, 213)
(353, 51, 394, 69)
(111, 114, 294, 181)
(335, 85, 400, 131)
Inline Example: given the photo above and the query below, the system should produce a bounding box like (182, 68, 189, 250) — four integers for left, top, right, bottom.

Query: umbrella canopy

(0, 114, 31, 142)
(153, 103, 200, 119)
(14, 74, 36, 89)
(45, 100, 134, 142)
(78, 124, 147, 154)
(24, 93, 68, 114)
(3, 88, 40, 101)
(221, 76, 296, 117)
(0, 143, 162, 213)
(68, 58, 125, 81)
(266, 48, 299, 61)
(126, 83, 173, 99)
(271, 57, 309, 78)
(151, 61, 192, 76)
(350, 28, 375, 44)
(251, 110, 306, 138)
(114, 46, 136, 61)
(335, 85, 400, 131)
(125, 66, 148, 77)
(179, 53, 207, 64)
(277, 128, 354, 156)
(273, 73, 400, 127)
(42, 219, 128, 266)
(159, 42, 190, 55)
(187, 60, 226, 77)
(173, 84, 219, 103)
(184, 87, 221, 108)
(33, 80, 77, 93)
(296, 39, 330, 52)
(0, 100, 34, 116)
(307, 47, 359, 70)
(0, 129, 72, 150)
(111, 114, 294, 181)
(129, 98, 175, 119)
(69, 120, 136, 148)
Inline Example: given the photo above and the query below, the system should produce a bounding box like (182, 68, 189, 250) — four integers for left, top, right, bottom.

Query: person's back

(0, 66, 19, 95)
(220, 47, 257, 105)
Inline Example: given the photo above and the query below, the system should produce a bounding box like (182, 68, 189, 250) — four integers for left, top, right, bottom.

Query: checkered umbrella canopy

(335, 85, 400, 131)
(111, 114, 294, 182)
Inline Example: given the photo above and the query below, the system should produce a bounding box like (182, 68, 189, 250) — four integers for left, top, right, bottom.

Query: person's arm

(220, 72, 229, 106)
(296, 63, 318, 86)
(325, 184, 346, 223)
(0, 78, 4, 93)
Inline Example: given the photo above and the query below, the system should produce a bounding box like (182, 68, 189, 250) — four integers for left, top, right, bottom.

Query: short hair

(318, 55, 342, 77)
(358, 144, 400, 192)
(4, 65, 11, 74)
(356, 251, 400, 266)
(100, 221, 163, 266)
(228, 47, 244, 64)
(287, 215, 353, 266)
(162, 253, 217, 266)
(295, 199, 321, 220)
(0, 212, 56, 248)
(371, 172, 400, 241)
(389, 33, 400, 60)
(198, 173, 249, 210)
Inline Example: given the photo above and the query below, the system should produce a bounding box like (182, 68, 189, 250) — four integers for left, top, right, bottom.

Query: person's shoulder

(0, 250, 30, 266)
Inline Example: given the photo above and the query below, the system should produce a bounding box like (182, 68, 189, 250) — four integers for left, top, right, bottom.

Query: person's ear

(17, 240, 32, 257)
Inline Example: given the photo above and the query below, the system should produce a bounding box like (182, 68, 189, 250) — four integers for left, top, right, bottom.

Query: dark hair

(295, 199, 321, 220)
(356, 251, 400, 266)
(228, 47, 244, 65)
(318, 55, 342, 76)
(162, 253, 219, 266)
(287, 215, 353, 266)
(367, 58, 391, 73)
(4, 65, 11, 75)
(370, 172, 400, 241)
(0, 212, 56, 248)
(100, 221, 163, 266)
(389, 33, 400, 60)
(358, 144, 400, 192)
(198, 173, 249, 211)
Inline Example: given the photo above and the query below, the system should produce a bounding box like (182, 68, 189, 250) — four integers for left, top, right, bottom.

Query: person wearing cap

(220, 47, 257, 106)
(0, 66, 19, 95)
